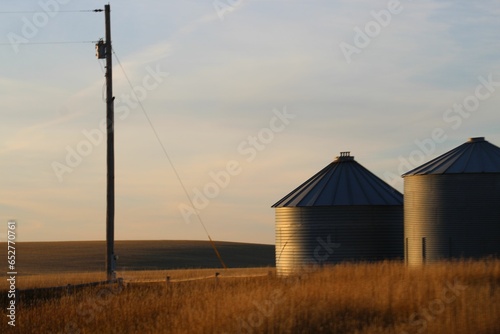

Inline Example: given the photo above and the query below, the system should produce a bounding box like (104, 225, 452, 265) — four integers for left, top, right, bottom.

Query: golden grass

(3, 260, 500, 334)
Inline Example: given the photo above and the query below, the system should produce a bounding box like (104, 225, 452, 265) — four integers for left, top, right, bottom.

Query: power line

(0, 41, 95, 46)
(111, 48, 228, 270)
(0, 9, 102, 14)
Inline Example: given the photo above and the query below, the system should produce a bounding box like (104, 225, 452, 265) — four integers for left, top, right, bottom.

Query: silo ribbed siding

(404, 174, 500, 266)
(275, 206, 403, 275)
(402, 137, 500, 266)
(272, 152, 404, 275)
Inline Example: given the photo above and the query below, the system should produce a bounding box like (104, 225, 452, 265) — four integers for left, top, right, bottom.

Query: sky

(1, 0, 499, 245)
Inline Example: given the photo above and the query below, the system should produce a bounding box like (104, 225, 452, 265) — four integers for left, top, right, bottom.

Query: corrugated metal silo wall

(275, 206, 403, 275)
(404, 174, 500, 266)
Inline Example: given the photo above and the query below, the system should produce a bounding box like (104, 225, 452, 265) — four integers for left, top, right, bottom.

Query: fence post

(214, 272, 220, 289)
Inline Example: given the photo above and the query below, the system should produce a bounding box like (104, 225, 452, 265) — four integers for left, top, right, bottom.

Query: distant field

(0, 240, 275, 276)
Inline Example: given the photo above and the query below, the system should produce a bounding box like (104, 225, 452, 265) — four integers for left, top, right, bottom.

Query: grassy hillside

(0, 240, 275, 275)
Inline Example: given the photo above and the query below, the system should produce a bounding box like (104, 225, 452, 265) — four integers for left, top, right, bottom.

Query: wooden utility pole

(104, 4, 115, 281)
(95, 4, 115, 281)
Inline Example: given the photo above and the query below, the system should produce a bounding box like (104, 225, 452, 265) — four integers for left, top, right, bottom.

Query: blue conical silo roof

(272, 152, 403, 207)
(402, 137, 500, 176)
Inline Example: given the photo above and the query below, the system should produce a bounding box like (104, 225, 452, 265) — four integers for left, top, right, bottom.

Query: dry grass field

(1, 258, 499, 333)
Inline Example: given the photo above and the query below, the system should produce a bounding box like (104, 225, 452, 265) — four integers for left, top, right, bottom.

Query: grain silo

(403, 137, 500, 266)
(272, 152, 404, 275)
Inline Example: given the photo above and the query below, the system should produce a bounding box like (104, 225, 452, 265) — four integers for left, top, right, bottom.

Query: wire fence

(124, 272, 273, 285)
(11, 271, 274, 301)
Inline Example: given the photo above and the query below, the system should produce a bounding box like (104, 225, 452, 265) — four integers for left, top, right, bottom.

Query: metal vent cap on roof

(334, 151, 355, 162)
(468, 137, 485, 142)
